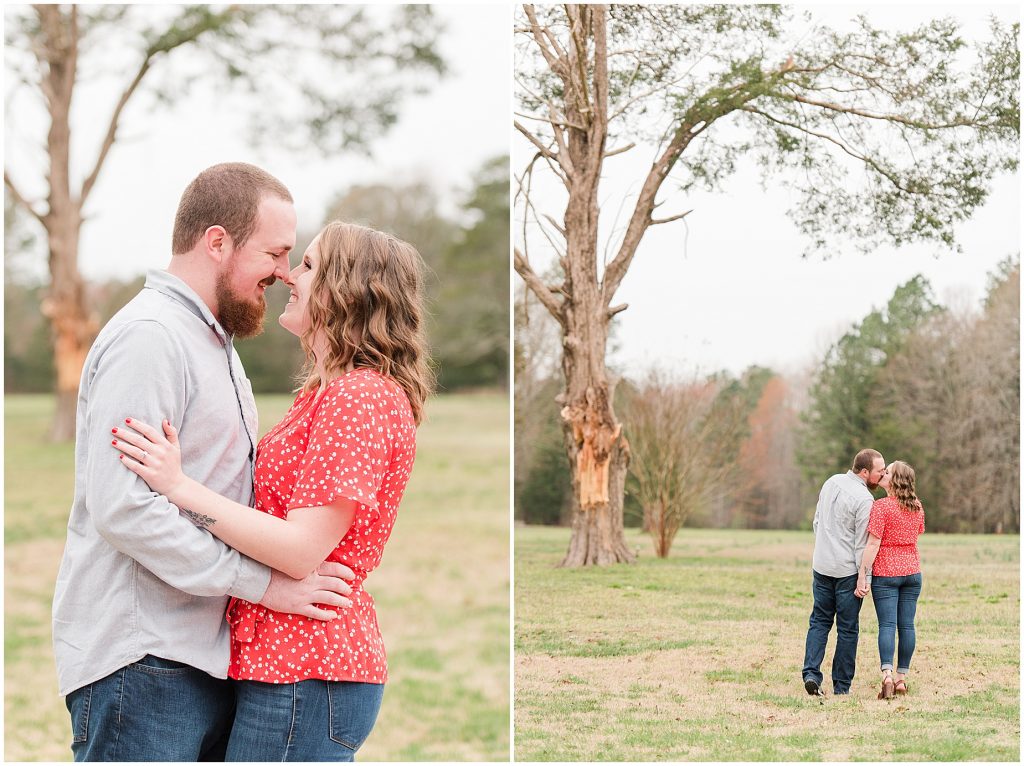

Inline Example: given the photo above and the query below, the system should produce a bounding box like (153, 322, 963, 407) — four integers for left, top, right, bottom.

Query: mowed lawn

(4, 392, 509, 762)
(515, 525, 1019, 761)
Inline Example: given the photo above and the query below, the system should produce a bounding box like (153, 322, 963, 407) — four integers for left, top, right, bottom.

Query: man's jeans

(871, 572, 923, 673)
(65, 655, 234, 762)
(802, 571, 864, 694)
(226, 679, 384, 762)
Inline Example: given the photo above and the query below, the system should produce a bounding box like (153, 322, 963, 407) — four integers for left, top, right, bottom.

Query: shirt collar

(143, 269, 230, 346)
(847, 470, 868, 488)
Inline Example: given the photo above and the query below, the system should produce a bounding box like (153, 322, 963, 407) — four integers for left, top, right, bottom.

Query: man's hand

(854, 573, 869, 599)
(259, 561, 355, 621)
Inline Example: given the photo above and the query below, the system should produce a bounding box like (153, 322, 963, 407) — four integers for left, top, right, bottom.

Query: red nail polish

(111, 428, 117, 434)
(112, 440, 117, 445)
(125, 418, 132, 424)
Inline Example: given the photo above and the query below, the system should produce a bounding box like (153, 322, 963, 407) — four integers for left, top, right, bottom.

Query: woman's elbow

(280, 559, 319, 580)
(277, 547, 325, 580)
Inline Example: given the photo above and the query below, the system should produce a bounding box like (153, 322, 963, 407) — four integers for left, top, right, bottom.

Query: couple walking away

(52, 163, 432, 761)
(803, 448, 925, 700)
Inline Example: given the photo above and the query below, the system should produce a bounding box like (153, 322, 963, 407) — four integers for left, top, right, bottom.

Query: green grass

(515, 525, 1019, 761)
(4, 392, 509, 762)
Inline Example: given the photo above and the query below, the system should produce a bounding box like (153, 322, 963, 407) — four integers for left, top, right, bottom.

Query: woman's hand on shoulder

(111, 417, 187, 500)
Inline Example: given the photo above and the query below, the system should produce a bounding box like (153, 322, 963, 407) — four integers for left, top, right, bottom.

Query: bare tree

(514, 4, 1017, 564)
(623, 370, 746, 557)
(4, 5, 443, 439)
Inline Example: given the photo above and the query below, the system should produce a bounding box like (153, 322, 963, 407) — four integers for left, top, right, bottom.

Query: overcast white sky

(515, 4, 1021, 378)
(4, 3, 510, 282)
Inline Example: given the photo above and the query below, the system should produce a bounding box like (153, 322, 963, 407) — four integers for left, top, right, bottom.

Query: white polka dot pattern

(867, 496, 925, 577)
(226, 368, 416, 684)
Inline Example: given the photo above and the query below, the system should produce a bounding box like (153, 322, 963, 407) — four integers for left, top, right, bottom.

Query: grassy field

(515, 525, 1019, 761)
(4, 392, 510, 762)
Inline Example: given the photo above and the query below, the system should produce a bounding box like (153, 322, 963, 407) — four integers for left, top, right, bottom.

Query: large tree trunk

(37, 5, 97, 441)
(556, 272, 635, 566)
(561, 433, 634, 566)
(551, 5, 634, 566)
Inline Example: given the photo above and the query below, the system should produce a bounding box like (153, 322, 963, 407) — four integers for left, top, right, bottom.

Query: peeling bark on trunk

(560, 428, 634, 566)
(557, 303, 635, 566)
(42, 267, 97, 441)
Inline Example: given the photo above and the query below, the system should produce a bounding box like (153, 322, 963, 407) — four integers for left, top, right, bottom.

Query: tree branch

(603, 142, 635, 158)
(567, 5, 594, 126)
(516, 159, 568, 255)
(650, 209, 693, 226)
(543, 214, 566, 237)
(515, 120, 566, 173)
(522, 5, 569, 81)
(600, 120, 697, 304)
(80, 6, 241, 206)
(514, 247, 566, 325)
(742, 106, 921, 194)
(79, 57, 152, 206)
(782, 92, 977, 130)
(4, 171, 47, 225)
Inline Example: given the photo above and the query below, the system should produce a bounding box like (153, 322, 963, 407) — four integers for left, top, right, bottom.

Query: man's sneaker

(804, 678, 823, 696)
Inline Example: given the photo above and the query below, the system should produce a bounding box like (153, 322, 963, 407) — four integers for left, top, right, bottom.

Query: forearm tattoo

(181, 508, 216, 529)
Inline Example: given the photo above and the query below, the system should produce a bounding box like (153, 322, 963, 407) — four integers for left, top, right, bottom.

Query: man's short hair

(852, 448, 882, 474)
(172, 163, 292, 254)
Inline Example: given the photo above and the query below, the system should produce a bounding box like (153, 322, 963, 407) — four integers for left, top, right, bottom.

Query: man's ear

(201, 225, 231, 263)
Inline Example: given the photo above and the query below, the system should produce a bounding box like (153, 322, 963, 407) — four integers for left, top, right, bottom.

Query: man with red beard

(53, 163, 355, 761)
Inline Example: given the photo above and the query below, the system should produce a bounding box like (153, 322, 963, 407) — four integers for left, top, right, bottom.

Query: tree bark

(42, 234, 97, 441)
(34, 6, 98, 440)
(560, 427, 634, 566)
(557, 333, 636, 566)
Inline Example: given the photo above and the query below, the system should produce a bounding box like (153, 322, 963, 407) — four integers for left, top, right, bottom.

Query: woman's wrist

(166, 474, 196, 508)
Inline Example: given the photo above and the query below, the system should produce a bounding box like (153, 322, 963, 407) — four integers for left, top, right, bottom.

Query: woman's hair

(298, 221, 434, 424)
(888, 461, 922, 513)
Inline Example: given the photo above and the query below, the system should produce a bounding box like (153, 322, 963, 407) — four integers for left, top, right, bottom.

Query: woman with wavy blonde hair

(856, 461, 925, 700)
(108, 221, 432, 760)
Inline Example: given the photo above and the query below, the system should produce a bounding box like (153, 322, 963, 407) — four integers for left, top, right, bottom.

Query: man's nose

(279, 264, 300, 287)
(273, 253, 292, 281)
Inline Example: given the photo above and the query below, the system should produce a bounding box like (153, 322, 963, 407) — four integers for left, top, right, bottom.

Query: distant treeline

(5, 156, 509, 395)
(516, 258, 1019, 535)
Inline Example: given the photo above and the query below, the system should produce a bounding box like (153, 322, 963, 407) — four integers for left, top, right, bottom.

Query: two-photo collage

(3, 3, 1019, 763)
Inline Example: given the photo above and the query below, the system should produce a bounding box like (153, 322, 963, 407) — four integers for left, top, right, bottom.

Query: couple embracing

(802, 449, 926, 700)
(52, 163, 430, 761)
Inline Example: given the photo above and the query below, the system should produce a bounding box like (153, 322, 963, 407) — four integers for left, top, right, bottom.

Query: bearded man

(52, 163, 355, 761)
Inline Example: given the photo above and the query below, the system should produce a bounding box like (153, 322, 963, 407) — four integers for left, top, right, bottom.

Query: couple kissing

(803, 448, 925, 700)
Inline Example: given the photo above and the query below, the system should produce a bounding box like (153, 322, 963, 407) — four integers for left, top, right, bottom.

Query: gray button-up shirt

(52, 270, 271, 696)
(811, 470, 874, 581)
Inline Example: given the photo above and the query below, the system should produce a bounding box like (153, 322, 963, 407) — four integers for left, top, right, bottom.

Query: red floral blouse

(867, 496, 925, 577)
(227, 368, 416, 684)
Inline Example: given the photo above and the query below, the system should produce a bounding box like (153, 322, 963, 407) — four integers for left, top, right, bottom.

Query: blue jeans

(871, 572, 922, 673)
(802, 571, 863, 693)
(65, 655, 235, 761)
(226, 679, 384, 762)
